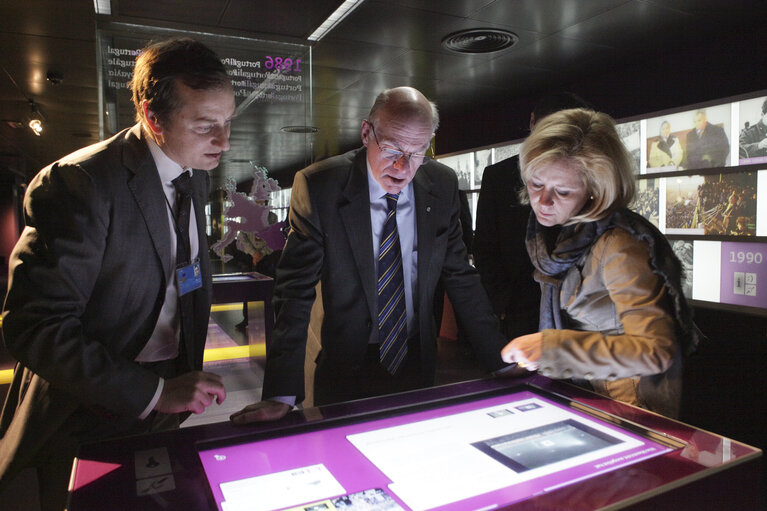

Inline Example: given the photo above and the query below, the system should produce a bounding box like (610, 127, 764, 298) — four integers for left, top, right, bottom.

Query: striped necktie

(378, 192, 408, 374)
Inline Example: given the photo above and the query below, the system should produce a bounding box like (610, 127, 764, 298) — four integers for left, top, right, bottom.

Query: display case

(67, 375, 762, 510)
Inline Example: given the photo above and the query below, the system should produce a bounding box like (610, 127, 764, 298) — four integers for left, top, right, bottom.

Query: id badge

(176, 260, 203, 296)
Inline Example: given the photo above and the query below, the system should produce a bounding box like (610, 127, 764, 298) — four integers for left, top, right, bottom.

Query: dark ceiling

(1, 0, 767, 190)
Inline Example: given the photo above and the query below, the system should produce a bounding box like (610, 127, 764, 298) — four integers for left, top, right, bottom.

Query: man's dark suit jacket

(0, 124, 212, 484)
(684, 122, 730, 169)
(473, 156, 540, 339)
(262, 148, 506, 404)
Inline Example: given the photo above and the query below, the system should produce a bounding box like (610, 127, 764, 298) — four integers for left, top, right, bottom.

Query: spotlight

(28, 100, 46, 136)
(28, 118, 43, 136)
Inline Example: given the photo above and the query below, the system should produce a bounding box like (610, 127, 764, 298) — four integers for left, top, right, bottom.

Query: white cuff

(139, 378, 165, 420)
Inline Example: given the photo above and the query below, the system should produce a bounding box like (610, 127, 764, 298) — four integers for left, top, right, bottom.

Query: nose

(538, 188, 554, 206)
(393, 153, 421, 170)
(213, 124, 231, 151)
(392, 155, 411, 170)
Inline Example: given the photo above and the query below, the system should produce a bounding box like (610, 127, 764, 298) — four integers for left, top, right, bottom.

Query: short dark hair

(532, 92, 592, 122)
(130, 37, 230, 125)
(761, 97, 767, 115)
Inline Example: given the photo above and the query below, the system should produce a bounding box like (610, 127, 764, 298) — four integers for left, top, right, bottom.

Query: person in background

(500, 108, 700, 418)
(0, 38, 231, 509)
(683, 109, 729, 169)
(739, 97, 767, 158)
(474, 92, 591, 341)
(231, 87, 507, 424)
(648, 120, 684, 168)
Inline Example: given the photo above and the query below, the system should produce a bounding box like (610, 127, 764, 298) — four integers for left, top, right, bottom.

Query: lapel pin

(426, 206, 431, 212)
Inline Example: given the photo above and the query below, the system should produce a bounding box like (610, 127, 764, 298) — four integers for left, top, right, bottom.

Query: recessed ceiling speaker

(442, 28, 519, 54)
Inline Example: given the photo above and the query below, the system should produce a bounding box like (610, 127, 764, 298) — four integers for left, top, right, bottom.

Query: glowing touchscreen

(198, 390, 672, 511)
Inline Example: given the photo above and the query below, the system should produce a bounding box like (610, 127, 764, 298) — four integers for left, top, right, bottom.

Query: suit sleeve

(539, 230, 678, 379)
(2, 163, 160, 419)
(473, 167, 508, 314)
(439, 173, 507, 372)
(474, 161, 531, 317)
(261, 171, 324, 402)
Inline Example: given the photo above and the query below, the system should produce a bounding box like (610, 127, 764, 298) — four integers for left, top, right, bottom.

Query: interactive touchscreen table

(68, 375, 762, 511)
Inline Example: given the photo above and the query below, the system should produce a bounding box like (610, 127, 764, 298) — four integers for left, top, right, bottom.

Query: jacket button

(584, 372, 594, 380)
(562, 369, 573, 378)
(607, 373, 617, 381)
(540, 367, 553, 377)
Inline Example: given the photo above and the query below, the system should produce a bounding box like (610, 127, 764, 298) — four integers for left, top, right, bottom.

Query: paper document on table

(220, 463, 345, 511)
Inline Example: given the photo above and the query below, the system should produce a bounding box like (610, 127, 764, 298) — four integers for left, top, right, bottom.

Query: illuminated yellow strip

(0, 345, 265, 384)
(0, 369, 13, 385)
(210, 302, 265, 313)
(203, 344, 266, 362)
(210, 303, 244, 312)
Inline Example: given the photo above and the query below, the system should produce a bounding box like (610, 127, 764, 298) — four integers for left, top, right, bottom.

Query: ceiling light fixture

(307, 0, 366, 42)
(442, 28, 519, 54)
(28, 100, 46, 137)
(281, 126, 319, 134)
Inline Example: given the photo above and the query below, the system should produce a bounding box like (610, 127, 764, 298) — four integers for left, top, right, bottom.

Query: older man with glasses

(231, 87, 507, 423)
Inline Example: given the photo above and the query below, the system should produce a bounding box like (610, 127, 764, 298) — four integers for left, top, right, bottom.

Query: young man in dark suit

(0, 38, 231, 510)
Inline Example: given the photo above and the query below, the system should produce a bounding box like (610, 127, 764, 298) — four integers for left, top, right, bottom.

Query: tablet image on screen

(471, 419, 623, 473)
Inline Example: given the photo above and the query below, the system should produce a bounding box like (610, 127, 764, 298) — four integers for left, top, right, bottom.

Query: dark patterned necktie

(172, 171, 193, 265)
(171, 171, 194, 367)
(378, 192, 408, 374)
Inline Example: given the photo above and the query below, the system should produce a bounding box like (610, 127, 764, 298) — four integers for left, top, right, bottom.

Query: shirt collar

(146, 135, 191, 184)
(366, 159, 412, 204)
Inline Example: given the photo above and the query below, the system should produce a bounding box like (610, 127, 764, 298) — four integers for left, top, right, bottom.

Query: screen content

(198, 389, 672, 511)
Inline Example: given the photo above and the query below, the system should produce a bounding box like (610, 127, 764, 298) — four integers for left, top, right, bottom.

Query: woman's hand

(501, 332, 543, 371)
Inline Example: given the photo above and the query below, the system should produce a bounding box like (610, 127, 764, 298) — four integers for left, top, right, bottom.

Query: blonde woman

(501, 109, 699, 418)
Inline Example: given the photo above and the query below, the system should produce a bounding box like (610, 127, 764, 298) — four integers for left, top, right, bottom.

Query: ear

(360, 120, 371, 147)
(142, 101, 163, 135)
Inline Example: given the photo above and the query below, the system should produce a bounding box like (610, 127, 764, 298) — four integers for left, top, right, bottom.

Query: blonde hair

(519, 108, 636, 224)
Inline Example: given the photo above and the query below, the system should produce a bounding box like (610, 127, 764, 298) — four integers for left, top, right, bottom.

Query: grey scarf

(526, 208, 700, 356)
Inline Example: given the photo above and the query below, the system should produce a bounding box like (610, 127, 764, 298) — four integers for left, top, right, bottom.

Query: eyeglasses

(366, 121, 433, 165)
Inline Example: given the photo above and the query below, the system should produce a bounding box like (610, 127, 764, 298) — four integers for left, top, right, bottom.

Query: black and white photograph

(492, 142, 522, 164)
(633, 178, 660, 227)
(738, 96, 767, 164)
(437, 152, 473, 191)
(616, 120, 640, 174)
(670, 240, 694, 299)
(474, 149, 493, 189)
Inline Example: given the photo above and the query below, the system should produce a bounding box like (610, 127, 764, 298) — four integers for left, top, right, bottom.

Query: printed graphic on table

(720, 241, 767, 308)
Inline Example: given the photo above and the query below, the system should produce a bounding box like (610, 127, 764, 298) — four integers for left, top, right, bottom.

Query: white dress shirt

(270, 160, 421, 407)
(135, 136, 200, 418)
(367, 161, 418, 340)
